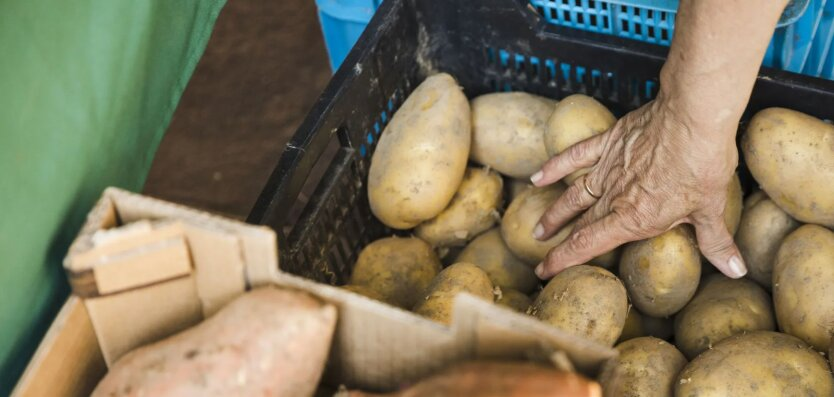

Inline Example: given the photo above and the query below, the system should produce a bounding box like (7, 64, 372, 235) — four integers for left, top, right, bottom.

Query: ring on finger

(583, 175, 601, 199)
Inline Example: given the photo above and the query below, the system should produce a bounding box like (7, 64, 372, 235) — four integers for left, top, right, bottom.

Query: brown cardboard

(60, 188, 279, 366)
(14, 188, 616, 395)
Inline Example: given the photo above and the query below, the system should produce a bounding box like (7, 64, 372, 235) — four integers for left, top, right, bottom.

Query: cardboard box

(13, 188, 615, 396)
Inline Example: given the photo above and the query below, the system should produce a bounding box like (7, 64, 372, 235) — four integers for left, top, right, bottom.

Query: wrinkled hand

(530, 96, 747, 280)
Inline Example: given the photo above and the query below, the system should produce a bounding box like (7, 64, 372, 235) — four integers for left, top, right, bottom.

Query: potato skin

(674, 274, 775, 359)
(599, 337, 687, 397)
(342, 284, 386, 301)
(415, 167, 503, 247)
(349, 237, 442, 309)
(530, 265, 628, 346)
(724, 173, 743, 235)
(507, 178, 533, 201)
(544, 94, 616, 184)
(675, 331, 834, 397)
(501, 184, 572, 264)
(617, 308, 673, 343)
(470, 92, 556, 178)
(93, 288, 337, 397)
(455, 228, 538, 293)
(413, 262, 494, 324)
(368, 73, 470, 229)
(619, 225, 701, 317)
(735, 190, 799, 288)
(742, 108, 834, 227)
(496, 288, 533, 313)
(773, 224, 834, 351)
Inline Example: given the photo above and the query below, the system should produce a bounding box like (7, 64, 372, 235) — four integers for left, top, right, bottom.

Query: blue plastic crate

(317, 0, 834, 79)
(316, 0, 382, 71)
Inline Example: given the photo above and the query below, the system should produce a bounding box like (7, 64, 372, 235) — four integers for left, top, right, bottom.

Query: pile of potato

(344, 73, 834, 395)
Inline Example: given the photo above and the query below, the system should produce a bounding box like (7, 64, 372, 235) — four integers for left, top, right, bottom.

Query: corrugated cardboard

(13, 188, 616, 396)
(60, 188, 279, 366)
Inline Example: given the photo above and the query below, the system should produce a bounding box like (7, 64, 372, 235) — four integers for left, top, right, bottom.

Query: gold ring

(583, 177, 601, 199)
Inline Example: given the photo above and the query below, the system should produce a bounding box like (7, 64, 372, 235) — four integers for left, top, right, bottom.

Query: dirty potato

(413, 262, 494, 324)
(470, 92, 556, 178)
(619, 225, 701, 317)
(735, 190, 799, 288)
(742, 107, 834, 227)
(455, 228, 538, 293)
(350, 237, 442, 309)
(530, 265, 628, 346)
(501, 184, 573, 264)
(369, 73, 470, 229)
(599, 337, 687, 397)
(773, 224, 834, 351)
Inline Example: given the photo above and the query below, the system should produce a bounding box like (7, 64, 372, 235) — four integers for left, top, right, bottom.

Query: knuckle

(565, 187, 585, 209)
(570, 228, 595, 250)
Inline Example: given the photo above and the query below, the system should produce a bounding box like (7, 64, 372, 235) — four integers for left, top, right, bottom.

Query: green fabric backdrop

(0, 0, 225, 392)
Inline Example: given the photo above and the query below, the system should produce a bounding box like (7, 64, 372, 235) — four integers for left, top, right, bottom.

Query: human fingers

(534, 175, 600, 241)
(531, 132, 607, 186)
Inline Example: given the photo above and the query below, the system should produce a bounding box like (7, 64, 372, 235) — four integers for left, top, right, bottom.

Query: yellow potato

(368, 73, 470, 229)
(507, 177, 533, 201)
(735, 190, 799, 288)
(675, 331, 833, 397)
(495, 288, 533, 313)
(593, 248, 621, 270)
(470, 92, 556, 178)
(724, 173, 743, 235)
(742, 108, 834, 227)
(773, 224, 834, 351)
(455, 228, 538, 293)
(530, 265, 628, 346)
(544, 94, 616, 184)
(619, 225, 701, 317)
(599, 337, 687, 397)
(674, 274, 775, 359)
(501, 184, 573, 264)
(413, 262, 494, 324)
(415, 167, 503, 247)
(349, 237, 442, 309)
(341, 284, 385, 302)
(617, 307, 673, 343)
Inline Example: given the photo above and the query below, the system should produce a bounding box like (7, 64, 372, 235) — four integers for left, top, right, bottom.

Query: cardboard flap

(451, 293, 616, 375)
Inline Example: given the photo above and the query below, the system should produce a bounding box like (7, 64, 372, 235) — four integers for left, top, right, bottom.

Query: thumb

(694, 217, 747, 278)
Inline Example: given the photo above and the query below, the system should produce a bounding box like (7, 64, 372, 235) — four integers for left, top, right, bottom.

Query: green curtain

(0, 0, 225, 392)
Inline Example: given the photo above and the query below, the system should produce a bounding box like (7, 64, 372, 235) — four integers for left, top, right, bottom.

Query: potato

(773, 224, 834, 351)
(342, 284, 385, 301)
(619, 225, 701, 317)
(507, 178, 533, 201)
(496, 288, 533, 313)
(674, 274, 775, 359)
(368, 73, 470, 229)
(470, 92, 556, 178)
(599, 337, 687, 397)
(830, 335, 833, 372)
(742, 108, 834, 227)
(544, 94, 616, 184)
(735, 190, 799, 288)
(593, 248, 621, 270)
(414, 262, 494, 324)
(455, 228, 538, 293)
(350, 237, 442, 309)
(501, 184, 572, 264)
(530, 265, 628, 346)
(675, 331, 833, 397)
(345, 361, 602, 397)
(617, 308, 673, 343)
(93, 288, 337, 397)
(415, 167, 503, 247)
(724, 173, 743, 235)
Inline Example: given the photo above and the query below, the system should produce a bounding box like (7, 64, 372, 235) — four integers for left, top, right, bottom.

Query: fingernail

(535, 263, 545, 278)
(533, 223, 544, 239)
(727, 256, 747, 278)
(530, 171, 543, 184)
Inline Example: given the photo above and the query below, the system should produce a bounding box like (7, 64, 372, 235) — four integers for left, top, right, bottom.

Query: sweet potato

(92, 288, 337, 397)
(345, 361, 601, 397)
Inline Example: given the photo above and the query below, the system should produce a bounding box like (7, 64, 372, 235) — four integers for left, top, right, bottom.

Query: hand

(530, 95, 747, 280)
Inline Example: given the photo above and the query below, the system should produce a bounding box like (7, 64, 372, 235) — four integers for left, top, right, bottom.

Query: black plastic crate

(248, 0, 834, 285)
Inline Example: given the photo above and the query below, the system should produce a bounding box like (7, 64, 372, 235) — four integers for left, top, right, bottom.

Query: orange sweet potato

(92, 287, 337, 397)
(346, 361, 601, 397)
